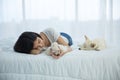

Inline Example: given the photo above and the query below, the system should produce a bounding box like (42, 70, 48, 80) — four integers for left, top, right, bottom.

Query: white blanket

(0, 39, 120, 80)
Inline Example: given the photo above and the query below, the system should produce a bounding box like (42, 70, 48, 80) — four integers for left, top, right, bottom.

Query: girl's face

(33, 37, 45, 50)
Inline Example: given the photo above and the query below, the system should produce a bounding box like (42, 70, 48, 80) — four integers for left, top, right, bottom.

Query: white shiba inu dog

(46, 42, 68, 56)
(79, 35, 106, 51)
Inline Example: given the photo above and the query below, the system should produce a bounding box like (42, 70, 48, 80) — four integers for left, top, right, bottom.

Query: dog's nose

(56, 54, 60, 56)
(78, 48, 81, 50)
(53, 53, 60, 56)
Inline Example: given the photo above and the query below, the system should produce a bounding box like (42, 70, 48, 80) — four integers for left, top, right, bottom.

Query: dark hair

(14, 32, 40, 54)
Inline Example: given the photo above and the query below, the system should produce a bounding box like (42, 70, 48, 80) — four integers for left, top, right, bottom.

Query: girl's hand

(50, 47, 72, 59)
(31, 49, 41, 55)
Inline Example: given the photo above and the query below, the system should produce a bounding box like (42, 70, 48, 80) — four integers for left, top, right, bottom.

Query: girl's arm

(57, 36, 69, 46)
(51, 36, 72, 59)
(51, 46, 72, 59)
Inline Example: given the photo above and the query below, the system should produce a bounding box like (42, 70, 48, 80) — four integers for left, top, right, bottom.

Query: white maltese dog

(46, 42, 68, 56)
(79, 35, 106, 51)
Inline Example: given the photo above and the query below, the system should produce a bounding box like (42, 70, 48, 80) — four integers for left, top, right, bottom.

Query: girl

(14, 28, 73, 59)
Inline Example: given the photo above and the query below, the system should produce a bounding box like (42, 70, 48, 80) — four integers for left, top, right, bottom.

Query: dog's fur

(79, 35, 106, 51)
(46, 42, 68, 56)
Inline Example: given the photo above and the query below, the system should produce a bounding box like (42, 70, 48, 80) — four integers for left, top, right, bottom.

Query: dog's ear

(84, 35, 90, 41)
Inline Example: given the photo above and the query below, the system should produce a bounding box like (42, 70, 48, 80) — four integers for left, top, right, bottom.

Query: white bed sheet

(0, 38, 120, 80)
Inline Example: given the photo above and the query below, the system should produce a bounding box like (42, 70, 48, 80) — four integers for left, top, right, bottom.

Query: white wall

(0, 19, 120, 46)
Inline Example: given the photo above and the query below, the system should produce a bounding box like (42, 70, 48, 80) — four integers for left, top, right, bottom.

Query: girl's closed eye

(38, 39, 41, 43)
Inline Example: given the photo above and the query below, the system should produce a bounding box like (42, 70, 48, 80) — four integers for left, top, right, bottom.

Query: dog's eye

(91, 43, 95, 48)
(58, 50, 61, 53)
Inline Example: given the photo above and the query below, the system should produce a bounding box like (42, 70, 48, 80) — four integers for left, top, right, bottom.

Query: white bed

(0, 38, 120, 80)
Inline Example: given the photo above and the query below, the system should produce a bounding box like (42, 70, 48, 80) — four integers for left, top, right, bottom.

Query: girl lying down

(14, 28, 73, 59)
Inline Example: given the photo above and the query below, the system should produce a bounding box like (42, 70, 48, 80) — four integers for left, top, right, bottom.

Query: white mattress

(0, 38, 120, 80)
